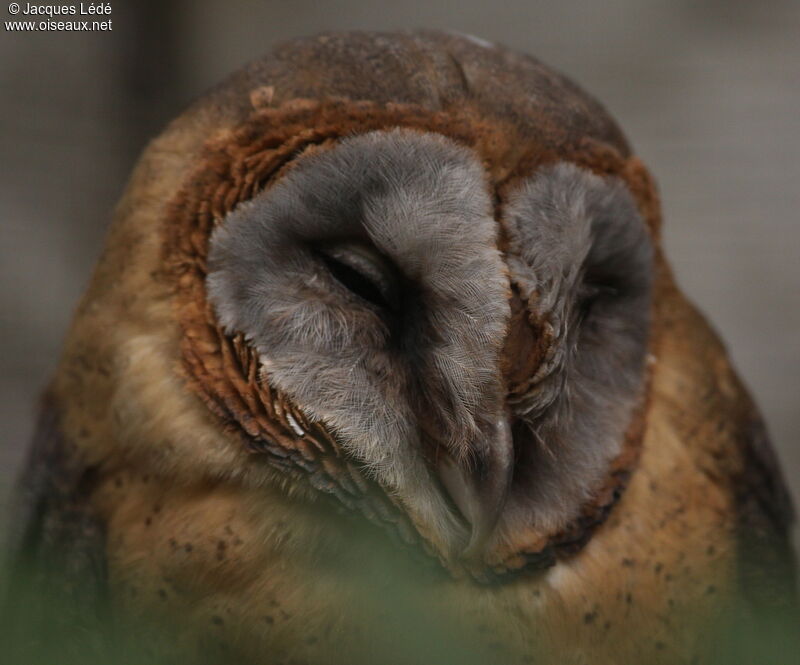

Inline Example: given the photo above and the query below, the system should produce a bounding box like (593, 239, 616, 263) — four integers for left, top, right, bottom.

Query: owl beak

(437, 418, 514, 560)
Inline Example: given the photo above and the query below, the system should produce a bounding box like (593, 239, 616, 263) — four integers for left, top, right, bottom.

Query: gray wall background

(1, 0, 798, 548)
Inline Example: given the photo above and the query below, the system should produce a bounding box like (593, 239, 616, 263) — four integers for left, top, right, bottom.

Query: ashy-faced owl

(5, 30, 798, 665)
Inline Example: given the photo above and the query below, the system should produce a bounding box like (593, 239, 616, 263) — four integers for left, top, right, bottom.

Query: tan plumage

(6, 31, 797, 664)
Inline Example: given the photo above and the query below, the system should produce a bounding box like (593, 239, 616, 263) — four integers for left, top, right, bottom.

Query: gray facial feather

(207, 131, 652, 553)
(207, 129, 510, 548)
(499, 162, 653, 535)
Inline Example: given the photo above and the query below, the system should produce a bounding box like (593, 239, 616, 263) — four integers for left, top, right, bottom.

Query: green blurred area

(2, 553, 799, 665)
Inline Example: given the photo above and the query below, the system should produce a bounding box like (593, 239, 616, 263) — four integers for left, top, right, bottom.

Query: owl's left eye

(316, 243, 399, 311)
(577, 281, 620, 322)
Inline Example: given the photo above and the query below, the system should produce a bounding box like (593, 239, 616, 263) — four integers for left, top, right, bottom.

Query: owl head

(58, 30, 661, 580)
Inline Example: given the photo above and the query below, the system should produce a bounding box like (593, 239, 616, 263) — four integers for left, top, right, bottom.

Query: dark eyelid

(316, 242, 398, 310)
(581, 282, 620, 300)
(576, 281, 621, 325)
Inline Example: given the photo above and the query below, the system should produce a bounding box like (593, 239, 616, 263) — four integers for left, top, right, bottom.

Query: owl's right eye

(316, 243, 399, 311)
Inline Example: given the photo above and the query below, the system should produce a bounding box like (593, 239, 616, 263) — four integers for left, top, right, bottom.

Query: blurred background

(1, 0, 798, 553)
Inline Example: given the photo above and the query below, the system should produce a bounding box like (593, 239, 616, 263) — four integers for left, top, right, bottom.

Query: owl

(4, 30, 798, 665)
